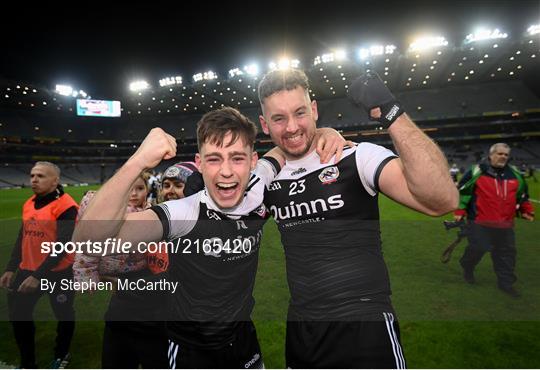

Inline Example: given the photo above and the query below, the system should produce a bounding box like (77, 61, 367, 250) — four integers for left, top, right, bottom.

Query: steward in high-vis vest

(0, 162, 78, 369)
(453, 143, 534, 298)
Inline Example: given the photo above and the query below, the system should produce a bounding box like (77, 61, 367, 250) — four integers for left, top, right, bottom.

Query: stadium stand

(1, 26, 539, 187)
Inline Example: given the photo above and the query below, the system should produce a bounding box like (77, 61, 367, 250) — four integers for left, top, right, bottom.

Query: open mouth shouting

(216, 182, 239, 198)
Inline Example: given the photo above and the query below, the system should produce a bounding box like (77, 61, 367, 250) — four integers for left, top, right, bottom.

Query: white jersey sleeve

(219, 158, 278, 217)
(154, 192, 201, 240)
(256, 158, 279, 187)
(355, 142, 398, 196)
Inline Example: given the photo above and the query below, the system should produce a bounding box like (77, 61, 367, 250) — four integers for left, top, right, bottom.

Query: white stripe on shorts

(383, 312, 406, 369)
(168, 339, 179, 369)
(167, 340, 173, 360)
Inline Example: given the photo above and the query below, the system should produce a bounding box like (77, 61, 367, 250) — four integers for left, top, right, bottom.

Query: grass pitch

(0, 182, 539, 368)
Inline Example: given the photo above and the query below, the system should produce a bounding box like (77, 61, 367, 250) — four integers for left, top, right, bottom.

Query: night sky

(2, 0, 539, 99)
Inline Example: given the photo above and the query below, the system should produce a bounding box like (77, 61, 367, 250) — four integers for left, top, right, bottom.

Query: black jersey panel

(166, 203, 267, 346)
(264, 149, 394, 318)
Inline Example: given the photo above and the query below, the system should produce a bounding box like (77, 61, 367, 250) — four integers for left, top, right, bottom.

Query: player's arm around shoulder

(263, 147, 286, 174)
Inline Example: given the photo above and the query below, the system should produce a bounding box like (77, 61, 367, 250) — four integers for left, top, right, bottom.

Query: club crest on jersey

(318, 166, 340, 184)
(253, 204, 267, 218)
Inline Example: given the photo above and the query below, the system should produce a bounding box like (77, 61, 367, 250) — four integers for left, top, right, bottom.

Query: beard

(276, 131, 316, 159)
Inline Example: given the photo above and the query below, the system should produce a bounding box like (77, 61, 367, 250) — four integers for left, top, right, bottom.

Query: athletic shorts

(102, 321, 168, 369)
(167, 321, 263, 369)
(286, 312, 406, 369)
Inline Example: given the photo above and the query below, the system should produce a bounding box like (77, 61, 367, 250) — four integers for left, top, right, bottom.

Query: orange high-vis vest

(20, 193, 78, 272)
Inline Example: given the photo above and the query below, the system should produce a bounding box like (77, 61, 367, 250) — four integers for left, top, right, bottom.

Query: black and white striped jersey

(262, 143, 398, 320)
(151, 158, 277, 347)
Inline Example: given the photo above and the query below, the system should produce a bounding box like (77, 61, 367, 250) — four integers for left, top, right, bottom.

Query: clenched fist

(129, 128, 178, 170)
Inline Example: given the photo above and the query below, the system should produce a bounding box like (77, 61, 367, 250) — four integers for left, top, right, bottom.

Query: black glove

(184, 171, 204, 197)
(348, 72, 405, 127)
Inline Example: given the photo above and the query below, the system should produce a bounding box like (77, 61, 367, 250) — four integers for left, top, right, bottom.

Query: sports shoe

(50, 353, 70, 369)
(499, 286, 521, 298)
(463, 269, 475, 284)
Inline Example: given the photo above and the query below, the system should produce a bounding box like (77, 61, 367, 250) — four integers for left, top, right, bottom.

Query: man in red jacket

(454, 143, 534, 297)
(0, 162, 78, 368)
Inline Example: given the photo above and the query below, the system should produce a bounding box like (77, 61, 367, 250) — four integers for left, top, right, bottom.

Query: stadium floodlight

(527, 24, 540, 36)
(193, 73, 203, 82)
(55, 84, 73, 96)
(278, 58, 291, 69)
(369, 45, 384, 57)
(409, 36, 449, 52)
(269, 58, 300, 71)
(322, 53, 334, 63)
(464, 28, 508, 44)
(129, 80, 150, 92)
(358, 48, 370, 60)
(385, 45, 396, 54)
(193, 71, 218, 82)
(204, 71, 217, 80)
(229, 68, 243, 78)
(159, 76, 182, 87)
(335, 49, 347, 61)
(243, 64, 259, 76)
(314, 50, 346, 65)
(279, 58, 291, 69)
(358, 44, 396, 60)
(79, 90, 87, 98)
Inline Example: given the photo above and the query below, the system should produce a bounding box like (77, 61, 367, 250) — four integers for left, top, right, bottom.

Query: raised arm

(380, 114, 458, 216)
(72, 128, 177, 246)
(349, 72, 458, 216)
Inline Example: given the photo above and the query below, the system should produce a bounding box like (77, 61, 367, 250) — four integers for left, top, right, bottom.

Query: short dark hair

(257, 68, 310, 104)
(196, 107, 257, 151)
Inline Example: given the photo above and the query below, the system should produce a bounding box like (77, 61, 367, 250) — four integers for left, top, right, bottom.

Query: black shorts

(286, 312, 406, 369)
(167, 321, 263, 369)
(102, 321, 169, 369)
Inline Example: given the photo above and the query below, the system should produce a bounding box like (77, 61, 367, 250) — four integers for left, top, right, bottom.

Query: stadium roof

(1, 0, 539, 99)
